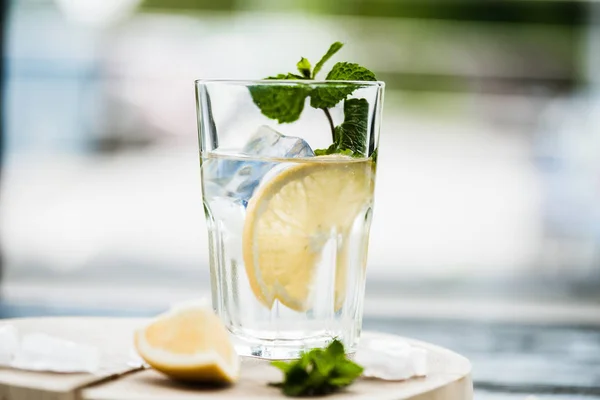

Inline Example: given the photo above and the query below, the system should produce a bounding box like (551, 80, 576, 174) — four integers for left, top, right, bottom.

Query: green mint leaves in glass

(249, 42, 378, 157)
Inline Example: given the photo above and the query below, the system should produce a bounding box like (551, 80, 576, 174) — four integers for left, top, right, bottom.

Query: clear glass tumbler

(196, 79, 384, 359)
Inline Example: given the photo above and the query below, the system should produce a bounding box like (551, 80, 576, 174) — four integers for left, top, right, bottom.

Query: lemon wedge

(242, 156, 374, 312)
(134, 301, 239, 384)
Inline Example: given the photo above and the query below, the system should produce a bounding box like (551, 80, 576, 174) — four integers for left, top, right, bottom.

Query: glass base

(233, 330, 359, 360)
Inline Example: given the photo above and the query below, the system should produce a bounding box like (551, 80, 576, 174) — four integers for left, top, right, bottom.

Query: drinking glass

(196, 79, 384, 359)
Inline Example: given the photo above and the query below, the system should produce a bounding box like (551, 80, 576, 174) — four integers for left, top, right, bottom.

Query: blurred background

(1, 0, 599, 398)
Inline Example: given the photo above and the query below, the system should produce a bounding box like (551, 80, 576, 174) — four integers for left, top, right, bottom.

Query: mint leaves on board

(248, 42, 377, 159)
(269, 339, 364, 397)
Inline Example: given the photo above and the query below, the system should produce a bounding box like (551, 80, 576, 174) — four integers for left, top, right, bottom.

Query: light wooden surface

(0, 318, 473, 400)
(0, 318, 144, 400)
(83, 339, 472, 400)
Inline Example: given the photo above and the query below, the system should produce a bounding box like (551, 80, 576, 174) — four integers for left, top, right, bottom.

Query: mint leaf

(315, 99, 369, 157)
(314, 147, 354, 157)
(271, 361, 293, 373)
(283, 384, 308, 397)
(326, 339, 345, 358)
(304, 368, 327, 391)
(310, 62, 376, 109)
(312, 42, 343, 79)
(309, 83, 353, 109)
(268, 339, 362, 397)
(314, 144, 336, 156)
(249, 76, 311, 123)
(336, 98, 369, 156)
(310, 349, 335, 375)
(270, 73, 305, 80)
(334, 359, 364, 378)
(326, 62, 377, 82)
(297, 57, 312, 78)
(287, 364, 310, 385)
(329, 360, 364, 387)
(282, 364, 311, 397)
(314, 144, 354, 157)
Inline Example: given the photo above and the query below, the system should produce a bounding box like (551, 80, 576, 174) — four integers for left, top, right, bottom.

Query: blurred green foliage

(140, 0, 235, 12)
(141, 0, 586, 26)
(302, 0, 585, 26)
(137, 0, 587, 92)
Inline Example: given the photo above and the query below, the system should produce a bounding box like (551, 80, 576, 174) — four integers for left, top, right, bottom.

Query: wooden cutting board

(0, 318, 144, 400)
(0, 318, 473, 400)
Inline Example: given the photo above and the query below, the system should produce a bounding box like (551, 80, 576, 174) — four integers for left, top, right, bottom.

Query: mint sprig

(249, 42, 378, 159)
(269, 339, 363, 397)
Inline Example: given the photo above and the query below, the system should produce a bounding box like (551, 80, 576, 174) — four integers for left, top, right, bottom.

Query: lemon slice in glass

(242, 156, 375, 312)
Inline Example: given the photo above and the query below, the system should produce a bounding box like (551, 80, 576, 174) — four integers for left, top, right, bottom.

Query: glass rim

(195, 78, 385, 87)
